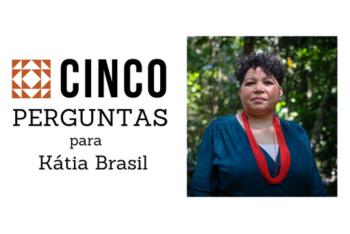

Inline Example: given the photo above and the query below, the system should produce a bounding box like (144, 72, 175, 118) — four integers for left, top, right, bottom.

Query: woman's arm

(188, 125, 219, 196)
(301, 128, 328, 197)
(308, 160, 328, 196)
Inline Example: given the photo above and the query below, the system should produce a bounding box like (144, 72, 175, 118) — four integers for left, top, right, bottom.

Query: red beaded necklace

(242, 110, 291, 184)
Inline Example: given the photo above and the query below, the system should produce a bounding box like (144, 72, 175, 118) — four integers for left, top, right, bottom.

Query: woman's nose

(254, 82, 264, 93)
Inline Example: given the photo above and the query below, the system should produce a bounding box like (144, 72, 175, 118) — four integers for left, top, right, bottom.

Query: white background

(0, 1, 348, 233)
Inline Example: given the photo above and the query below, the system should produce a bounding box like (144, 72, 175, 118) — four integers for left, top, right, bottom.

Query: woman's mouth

(252, 97, 266, 102)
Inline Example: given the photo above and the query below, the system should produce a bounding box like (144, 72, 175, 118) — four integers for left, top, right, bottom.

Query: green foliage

(187, 36, 337, 196)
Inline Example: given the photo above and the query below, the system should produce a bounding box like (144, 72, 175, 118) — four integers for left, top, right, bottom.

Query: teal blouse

(188, 115, 327, 197)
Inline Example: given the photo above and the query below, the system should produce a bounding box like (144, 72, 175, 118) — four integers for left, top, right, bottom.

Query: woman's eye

(264, 81, 273, 85)
(246, 82, 254, 86)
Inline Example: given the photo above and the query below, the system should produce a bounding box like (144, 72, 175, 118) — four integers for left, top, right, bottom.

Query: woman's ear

(279, 86, 283, 97)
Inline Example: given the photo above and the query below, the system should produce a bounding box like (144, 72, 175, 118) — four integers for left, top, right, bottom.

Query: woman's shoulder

(207, 115, 238, 128)
(279, 118, 307, 134)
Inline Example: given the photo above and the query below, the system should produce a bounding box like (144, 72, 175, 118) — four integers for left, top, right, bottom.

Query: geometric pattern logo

(12, 60, 51, 98)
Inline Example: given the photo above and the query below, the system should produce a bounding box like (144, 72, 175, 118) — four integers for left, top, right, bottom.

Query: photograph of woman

(187, 37, 337, 196)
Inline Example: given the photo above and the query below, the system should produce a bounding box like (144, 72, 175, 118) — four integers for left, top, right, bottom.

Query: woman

(188, 52, 327, 196)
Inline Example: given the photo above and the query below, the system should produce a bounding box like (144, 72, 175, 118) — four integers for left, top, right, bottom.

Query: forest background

(187, 36, 337, 196)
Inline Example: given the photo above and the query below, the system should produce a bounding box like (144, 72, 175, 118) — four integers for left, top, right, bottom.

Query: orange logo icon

(12, 60, 51, 98)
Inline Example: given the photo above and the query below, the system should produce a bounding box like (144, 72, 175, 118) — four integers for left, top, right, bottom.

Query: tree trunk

(310, 55, 337, 154)
(243, 37, 254, 55)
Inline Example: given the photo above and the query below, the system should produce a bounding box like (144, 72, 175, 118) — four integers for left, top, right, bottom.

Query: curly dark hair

(234, 52, 287, 86)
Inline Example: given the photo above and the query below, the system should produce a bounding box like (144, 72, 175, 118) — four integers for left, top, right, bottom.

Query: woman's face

(239, 67, 282, 116)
